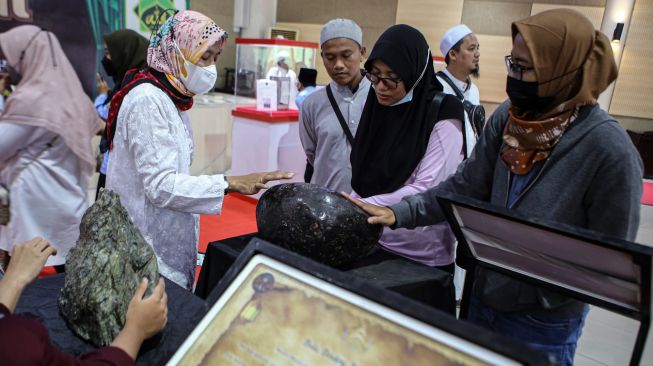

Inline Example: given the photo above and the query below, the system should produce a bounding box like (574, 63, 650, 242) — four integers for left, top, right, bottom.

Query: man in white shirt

(436, 24, 483, 304)
(299, 19, 371, 193)
(436, 24, 482, 158)
(266, 50, 297, 85)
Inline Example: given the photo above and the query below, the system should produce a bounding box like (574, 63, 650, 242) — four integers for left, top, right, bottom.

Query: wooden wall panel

(190, 0, 236, 88)
(463, 1, 533, 36)
(396, 0, 464, 57)
(475, 34, 513, 103)
(277, 0, 397, 34)
(531, 3, 605, 29)
(610, 0, 653, 119)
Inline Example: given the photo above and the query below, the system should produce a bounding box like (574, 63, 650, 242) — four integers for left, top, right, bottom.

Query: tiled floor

(575, 202, 653, 365)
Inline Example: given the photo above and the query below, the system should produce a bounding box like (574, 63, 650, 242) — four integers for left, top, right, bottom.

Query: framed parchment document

(168, 239, 551, 365)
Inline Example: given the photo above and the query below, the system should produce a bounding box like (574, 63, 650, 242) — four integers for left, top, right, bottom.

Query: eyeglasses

(365, 71, 402, 90)
(505, 55, 534, 80)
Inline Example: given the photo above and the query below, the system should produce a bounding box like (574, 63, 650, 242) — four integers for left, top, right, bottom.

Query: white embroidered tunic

(106, 83, 228, 289)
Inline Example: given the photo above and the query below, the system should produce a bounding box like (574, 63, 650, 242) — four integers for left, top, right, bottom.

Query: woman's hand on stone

(226, 171, 294, 195)
(341, 192, 397, 226)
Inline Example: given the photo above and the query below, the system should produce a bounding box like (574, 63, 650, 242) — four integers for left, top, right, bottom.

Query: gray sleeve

(390, 101, 510, 229)
(298, 99, 317, 164)
(583, 122, 643, 241)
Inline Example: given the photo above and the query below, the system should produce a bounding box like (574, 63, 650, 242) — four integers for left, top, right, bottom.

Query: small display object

(168, 239, 551, 365)
(255, 79, 277, 111)
(234, 38, 318, 102)
(436, 191, 653, 366)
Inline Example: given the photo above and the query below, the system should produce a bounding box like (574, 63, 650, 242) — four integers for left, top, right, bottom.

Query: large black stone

(256, 183, 382, 266)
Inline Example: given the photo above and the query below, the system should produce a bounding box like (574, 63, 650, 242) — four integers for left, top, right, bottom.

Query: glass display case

(234, 38, 318, 104)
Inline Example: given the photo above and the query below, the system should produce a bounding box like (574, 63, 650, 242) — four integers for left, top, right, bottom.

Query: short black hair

(444, 37, 465, 65)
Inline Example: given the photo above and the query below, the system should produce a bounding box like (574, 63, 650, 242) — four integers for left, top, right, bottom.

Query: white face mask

(175, 42, 217, 95)
(390, 88, 413, 106)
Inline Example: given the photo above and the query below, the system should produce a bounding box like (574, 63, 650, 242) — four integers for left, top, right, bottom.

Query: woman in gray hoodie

(345, 9, 643, 366)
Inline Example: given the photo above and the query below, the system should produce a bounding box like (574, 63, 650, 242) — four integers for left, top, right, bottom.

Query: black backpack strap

(326, 84, 355, 144)
(431, 91, 469, 160)
(436, 71, 465, 100)
(430, 91, 446, 120)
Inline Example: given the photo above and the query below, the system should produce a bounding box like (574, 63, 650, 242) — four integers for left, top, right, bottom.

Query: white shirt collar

(442, 68, 471, 93)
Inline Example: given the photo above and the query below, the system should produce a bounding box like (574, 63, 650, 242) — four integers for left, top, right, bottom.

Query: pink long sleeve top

(352, 118, 464, 266)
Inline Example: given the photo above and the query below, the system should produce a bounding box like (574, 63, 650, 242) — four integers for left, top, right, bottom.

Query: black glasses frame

(504, 54, 534, 80)
(364, 71, 402, 90)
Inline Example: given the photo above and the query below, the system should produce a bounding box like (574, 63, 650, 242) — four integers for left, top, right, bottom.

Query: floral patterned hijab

(147, 10, 228, 96)
(501, 9, 617, 175)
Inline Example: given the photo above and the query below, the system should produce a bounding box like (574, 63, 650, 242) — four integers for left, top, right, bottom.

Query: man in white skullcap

(436, 24, 482, 158)
(299, 18, 371, 193)
(266, 49, 298, 88)
(435, 24, 483, 305)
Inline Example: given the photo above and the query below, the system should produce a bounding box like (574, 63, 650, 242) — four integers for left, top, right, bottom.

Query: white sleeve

(122, 90, 227, 214)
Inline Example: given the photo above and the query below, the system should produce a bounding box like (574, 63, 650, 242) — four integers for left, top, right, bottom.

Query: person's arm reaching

(122, 87, 293, 213)
(0, 237, 55, 313)
(0, 237, 168, 365)
(344, 102, 511, 230)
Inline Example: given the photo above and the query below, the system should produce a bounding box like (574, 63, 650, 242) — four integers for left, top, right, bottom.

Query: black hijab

(350, 24, 462, 198)
(103, 29, 149, 86)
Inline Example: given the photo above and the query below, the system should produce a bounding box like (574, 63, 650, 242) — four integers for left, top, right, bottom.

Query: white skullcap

(276, 50, 290, 63)
(439, 24, 473, 56)
(320, 18, 363, 47)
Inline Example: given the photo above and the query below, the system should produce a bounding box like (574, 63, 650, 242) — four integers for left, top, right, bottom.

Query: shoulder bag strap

(326, 84, 355, 144)
(432, 91, 469, 159)
(436, 71, 466, 101)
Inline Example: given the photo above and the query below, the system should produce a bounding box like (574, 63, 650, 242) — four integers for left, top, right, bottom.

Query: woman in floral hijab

(106, 10, 292, 289)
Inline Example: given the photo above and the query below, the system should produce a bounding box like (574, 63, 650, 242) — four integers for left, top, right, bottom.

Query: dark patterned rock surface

(256, 183, 382, 266)
(59, 189, 159, 347)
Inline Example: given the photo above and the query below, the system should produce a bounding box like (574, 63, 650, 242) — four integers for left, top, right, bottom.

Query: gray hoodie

(391, 101, 643, 316)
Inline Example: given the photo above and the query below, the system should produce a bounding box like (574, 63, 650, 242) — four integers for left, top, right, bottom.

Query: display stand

(230, 106, 306, 198)
(194, 233, 456, 314)
(437, 191, 652, 366)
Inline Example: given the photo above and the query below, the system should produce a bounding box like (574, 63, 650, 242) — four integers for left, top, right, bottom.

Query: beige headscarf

(0, 25, 100, 180)
(501, 9, 618, 175)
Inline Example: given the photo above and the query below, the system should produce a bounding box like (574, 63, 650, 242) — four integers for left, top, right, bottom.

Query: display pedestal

(231, 106, 306, 198)
(195, 234, 455, 314)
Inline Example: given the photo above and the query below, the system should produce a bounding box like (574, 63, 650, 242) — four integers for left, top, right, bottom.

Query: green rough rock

(59, 189, 159, 347)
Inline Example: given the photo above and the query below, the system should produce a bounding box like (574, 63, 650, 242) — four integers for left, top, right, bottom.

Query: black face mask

(101, 56, 116, 79)
(506, 76, 554, 112)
